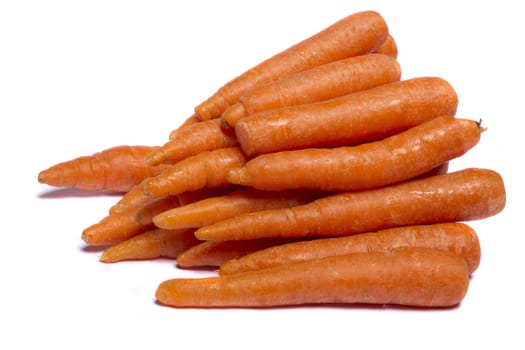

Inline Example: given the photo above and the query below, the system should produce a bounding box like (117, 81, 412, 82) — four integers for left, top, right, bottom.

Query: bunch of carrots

(38, 10, 506, 309)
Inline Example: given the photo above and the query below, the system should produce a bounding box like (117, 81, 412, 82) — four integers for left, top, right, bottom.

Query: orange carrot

(147, 118, 238, 166)
(227, 116, 480, 191)
(38, 145, 168, 192)
(153, 188, 324, 230)
(234, 76, 458, 157)
(156, 247, 470, 308)
(219, 222, 481, 275)
(166, 114, 202, 141)
(220, 54, 401, 128)
(195, 11, 389, 120)
(99, 228, 200, 263)
(176, 238, 305, 269)
(373, 34, 398, 58)
(141, 147, 247, 198)
(195, 168, 506, 241)
(108, 181, 157, 215)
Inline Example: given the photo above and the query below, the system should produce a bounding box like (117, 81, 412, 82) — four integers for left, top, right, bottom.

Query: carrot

(219, 222, 481, 275)
(153, 188, 324, 230)
(176, 238, 305, 269)
(195, 10, 389, 120)
(99, 228, 200, 263)
(141, 146, 247, 198)
(195, 168, 506, 241)
(373, 34, 398, 58)
(156, 247, 470, 308)
(227, 116, 480, 191)
(82, 205, 155, 246)
(220, 54, 402, 129)
(166, 114, 202, 141)
(234, 76, 459, 157)
(38, 145, 168, 192)
(147, 118, 238, 166)
(108, 181, 157, 215)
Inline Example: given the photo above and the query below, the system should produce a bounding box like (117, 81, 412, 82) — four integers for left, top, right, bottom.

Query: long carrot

(38, 145, 168, 192)
(99, 228, 200, 263)
(220, 53, 402, 128)
(234, 76, 458, 157)
(227, 116, 480, 191)
(195, 168, 506, 241)
(195, 11, 389, 120)
(156, 247, 470, 308)
(153, 188, 324, 230)
(176, 238, 307, 269)
(219, 222, 481, 275)
(141, 146, 247, 198)
(147, 118, 238, 166)
(373, 34, 398, 58)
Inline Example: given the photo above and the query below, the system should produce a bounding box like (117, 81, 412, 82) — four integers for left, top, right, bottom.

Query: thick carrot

(176, 238, 304, 269)
(220, 54, 402, 128)
(195, 168, 506, 241)
(195, 11, 389, 120)
(235, 76, 458, 157)
(219, 222, 481, 275)
(38, 145, 168, 192)
(227, 116, 480, 191)
(99, 228, 200, 263)
(156, 247, 470, 308)
(147, 118, 238, 166)
(141, 146, 247, 198)
(153, 188, 324, 230)
(373, 34, 398, 58)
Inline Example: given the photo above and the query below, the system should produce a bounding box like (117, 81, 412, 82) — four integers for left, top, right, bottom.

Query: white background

(1, 1, 523, 349)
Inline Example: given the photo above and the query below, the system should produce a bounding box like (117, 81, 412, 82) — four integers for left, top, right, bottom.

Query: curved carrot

(195, 168, 506, 241)
(156, 247, 470, 308)
(176, 238, 305, 269)
(99, 228, 200, 263)
(373, 34, 398, 58)
(220, 54, 402, 128)
(195, 11, 389, 120)
(234, 76, 458, 157)
(141, 147, 247, 198)
(219, 222, 481, 275)
(227, 116, 480, 191)
(147, 118, 238, 166)
(153, 188, 324, 230)
(38, 145, 168, 192)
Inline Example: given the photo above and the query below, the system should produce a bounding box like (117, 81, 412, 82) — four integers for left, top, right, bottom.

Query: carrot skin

(141, 147, 247, 198)
(220, 54, 402, 128)
(195, 10, 389, 120)
(156, 247, 470, 308)
(38, 145, 168, 192)
(235, 76, 459, 157)
(176, 238, 301, 268)
(219, 223, 481, 275)
(99, 228, 200, 263)
(108, 181, 157, 215)
(227, 116, 480, 191)
(373, 34, 398, 58)
(196, 168, 506, 241)
(153, 188, 324, 230)
(147, 118, 238, 166)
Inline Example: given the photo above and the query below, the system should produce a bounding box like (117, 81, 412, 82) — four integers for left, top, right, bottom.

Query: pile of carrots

(38, 10, 506, 309)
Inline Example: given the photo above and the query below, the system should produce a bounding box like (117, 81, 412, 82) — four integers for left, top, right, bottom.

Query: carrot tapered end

(225, 168, 247, 186)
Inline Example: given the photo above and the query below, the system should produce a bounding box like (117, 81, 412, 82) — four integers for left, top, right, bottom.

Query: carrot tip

(225, 168, 246, 186)
(146, 149, 165, 166)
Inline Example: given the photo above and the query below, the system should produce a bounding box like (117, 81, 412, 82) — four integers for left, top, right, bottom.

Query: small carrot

(219, 222, 481, 275)
(220, 54, 402, 128)
(141, 146, 247, 198)
(38, 145, 168, 192)
(373, 34, 398, 58)
(176, 238, 305, 269)
(153, 188, 324, 230)
(234, 76, 458, 157)
(195, 168, 506, 241)
(227, 116, 480, 191)
(99, 228, 200, 263)
(195, 11, 389, 120)
(156, 247, 470, 308)
(108, 181, 157, 215)
(147, 118, 238, 166)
